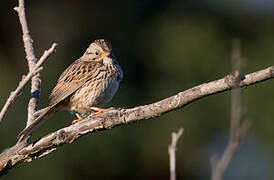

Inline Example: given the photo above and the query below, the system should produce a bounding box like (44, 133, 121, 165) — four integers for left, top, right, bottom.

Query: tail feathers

(18, 106, 53, 141)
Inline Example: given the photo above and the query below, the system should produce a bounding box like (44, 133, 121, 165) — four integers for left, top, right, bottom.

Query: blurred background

(0, 0, 274, 179)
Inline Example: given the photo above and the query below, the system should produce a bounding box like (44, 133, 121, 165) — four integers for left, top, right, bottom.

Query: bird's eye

(95, 51, 99, 56)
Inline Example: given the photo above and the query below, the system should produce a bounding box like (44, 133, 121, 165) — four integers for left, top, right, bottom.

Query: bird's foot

(71, 107, 114, 124)
(89, 107, 113, 116)
(72, 113, 83, 124)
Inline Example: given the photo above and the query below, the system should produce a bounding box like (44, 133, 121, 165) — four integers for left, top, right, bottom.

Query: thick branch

(0, 44, 57, 123)
(0, 65, 273, 176)
(14, 0, 40, 127)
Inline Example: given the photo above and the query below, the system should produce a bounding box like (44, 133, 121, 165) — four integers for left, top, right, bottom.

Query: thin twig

(169, 128, 184, 180)
(211, 40, 249, 180)
(0, 65, 273, 175)
(0, 43, 57, 123)
(14, 0, 40, 127)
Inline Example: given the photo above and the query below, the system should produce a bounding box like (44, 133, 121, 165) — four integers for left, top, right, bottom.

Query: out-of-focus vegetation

(0, 0, 274, 179)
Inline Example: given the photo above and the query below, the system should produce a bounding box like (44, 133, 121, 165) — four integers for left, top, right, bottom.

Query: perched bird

(18, 39, 123, 141)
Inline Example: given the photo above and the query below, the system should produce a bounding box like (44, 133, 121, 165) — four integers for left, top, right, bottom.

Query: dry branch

(13, 0, 58, 146)
(211, 40, 249, 180)
(0, 44, 57, 123)
(169, 128, 184, 180)
(0, 65, 273, 176)
(14, 0, 41, 127)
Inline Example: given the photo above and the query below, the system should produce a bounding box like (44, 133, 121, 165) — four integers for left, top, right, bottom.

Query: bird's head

(83, 39, 112, 61)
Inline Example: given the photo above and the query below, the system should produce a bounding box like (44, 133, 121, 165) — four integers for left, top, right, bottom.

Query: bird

(18, 39, 123, 141)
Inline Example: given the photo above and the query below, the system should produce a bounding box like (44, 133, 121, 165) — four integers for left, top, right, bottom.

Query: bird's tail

(17, 106, 56, 141)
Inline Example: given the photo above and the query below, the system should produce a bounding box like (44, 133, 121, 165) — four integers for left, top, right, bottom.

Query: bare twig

(0, 69, 41, 123)
(169, 128, 183, 180)
(0, 65, 273, 175)
(211, 40, 249, 180)
(14, 0, 40, 127)
(0, 44, 57, 123)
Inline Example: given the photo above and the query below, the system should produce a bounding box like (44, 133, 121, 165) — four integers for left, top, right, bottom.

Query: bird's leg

(89, 107, 112, 116)
(72, 113, 83, 124)
(71, 107, 114, 124)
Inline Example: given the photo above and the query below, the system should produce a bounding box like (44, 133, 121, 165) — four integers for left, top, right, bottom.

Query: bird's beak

(100, 52, 109, 58)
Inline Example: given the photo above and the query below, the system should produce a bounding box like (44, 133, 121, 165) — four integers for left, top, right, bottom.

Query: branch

(14, 0, 40, 127)
(211, 40, 249, 180)
(169, 128, 184, 180)
(0, 65, 273, 176)
(0, 44, 57, 123)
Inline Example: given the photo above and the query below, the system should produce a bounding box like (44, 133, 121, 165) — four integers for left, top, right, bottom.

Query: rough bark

(0, 65, 273, 176)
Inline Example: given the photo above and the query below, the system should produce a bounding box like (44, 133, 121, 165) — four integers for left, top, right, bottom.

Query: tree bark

(0, 65, 273, 176)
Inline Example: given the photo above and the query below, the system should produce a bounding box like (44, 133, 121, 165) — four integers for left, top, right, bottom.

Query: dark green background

(0, 0, 274, 179)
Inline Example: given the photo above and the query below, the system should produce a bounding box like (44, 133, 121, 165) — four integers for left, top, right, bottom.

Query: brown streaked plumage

(18, 39, 123, 141)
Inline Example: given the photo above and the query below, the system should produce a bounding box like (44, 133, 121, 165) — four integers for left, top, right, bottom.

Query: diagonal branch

(0, 65, 273, 176)
(0, 44, 57, 123)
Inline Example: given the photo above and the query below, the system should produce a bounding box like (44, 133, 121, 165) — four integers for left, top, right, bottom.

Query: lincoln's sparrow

(18, 39, 123, 140)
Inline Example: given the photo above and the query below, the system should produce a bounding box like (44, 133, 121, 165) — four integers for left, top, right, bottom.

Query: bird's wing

(49, 59, 104, 106)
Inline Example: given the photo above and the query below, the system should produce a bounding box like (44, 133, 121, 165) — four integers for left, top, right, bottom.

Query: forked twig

(14, 0, 58, 128)
(0, 44, 57, 122)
